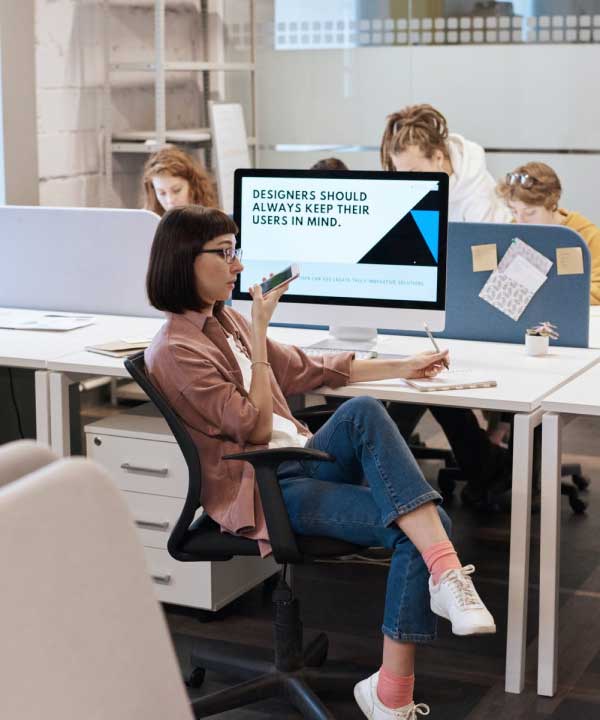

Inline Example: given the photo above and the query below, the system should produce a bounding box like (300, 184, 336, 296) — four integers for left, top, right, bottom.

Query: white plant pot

(525, 333, 549, 356)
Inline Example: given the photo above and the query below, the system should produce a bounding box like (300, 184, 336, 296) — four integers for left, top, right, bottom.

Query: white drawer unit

(85, 403, 278, 610)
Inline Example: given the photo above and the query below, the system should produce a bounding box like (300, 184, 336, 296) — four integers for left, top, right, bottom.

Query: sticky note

(471, 244, 498, 272)
(556, 247, 584, 275)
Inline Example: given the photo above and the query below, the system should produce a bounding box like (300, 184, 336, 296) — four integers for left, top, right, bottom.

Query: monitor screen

(233, 169, 448, 314)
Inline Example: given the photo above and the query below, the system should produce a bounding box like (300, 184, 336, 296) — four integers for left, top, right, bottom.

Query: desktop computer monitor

(232, 169, 448, 342)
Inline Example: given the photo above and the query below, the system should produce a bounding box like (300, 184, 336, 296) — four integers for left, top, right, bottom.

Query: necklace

(224, 329, 251, 359)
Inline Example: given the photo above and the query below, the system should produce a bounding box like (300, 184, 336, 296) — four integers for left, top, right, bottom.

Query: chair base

(189, 634, 361, 719)
(188, 574, 362, 719)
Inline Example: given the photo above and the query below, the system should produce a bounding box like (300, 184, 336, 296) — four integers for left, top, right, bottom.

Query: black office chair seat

(181, 513, 360, 560)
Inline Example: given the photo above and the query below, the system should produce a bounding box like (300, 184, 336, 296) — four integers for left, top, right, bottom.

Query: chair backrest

(124, 351, 203, 560)
(0, 455, 194, 720)
(0, 439, 57, 488)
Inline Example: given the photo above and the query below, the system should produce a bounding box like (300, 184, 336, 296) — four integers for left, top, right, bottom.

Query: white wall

(255, 42, 600, 224)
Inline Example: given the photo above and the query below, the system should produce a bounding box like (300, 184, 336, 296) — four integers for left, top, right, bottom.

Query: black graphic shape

(358, 212, 437, 266)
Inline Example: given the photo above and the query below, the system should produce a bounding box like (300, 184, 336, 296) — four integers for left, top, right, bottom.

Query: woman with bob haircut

(144, 205, 496, 719)
(380, 104, 511, 223)
(142, 147, 218, 216)
(497, 161, 600, 304)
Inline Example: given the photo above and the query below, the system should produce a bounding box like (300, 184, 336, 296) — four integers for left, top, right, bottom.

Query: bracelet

(251, 360, 271, 369)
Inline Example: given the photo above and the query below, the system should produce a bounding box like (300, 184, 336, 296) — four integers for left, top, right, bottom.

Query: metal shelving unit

(101, 0, 257, 203)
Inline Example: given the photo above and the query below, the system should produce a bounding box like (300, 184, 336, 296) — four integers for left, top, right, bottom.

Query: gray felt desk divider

(0, 206, 162, 318)
(273, 222, 591, 348)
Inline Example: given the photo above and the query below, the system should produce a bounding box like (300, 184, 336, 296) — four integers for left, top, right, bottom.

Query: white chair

(0, 450, 194, 720)
(0, 439, 57, 487)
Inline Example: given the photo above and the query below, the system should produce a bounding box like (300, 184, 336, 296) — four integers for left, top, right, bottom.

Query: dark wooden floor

(165, 413, 600, 719)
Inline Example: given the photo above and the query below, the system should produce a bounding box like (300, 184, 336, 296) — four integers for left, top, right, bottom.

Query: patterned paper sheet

(479, 238, 553, 321)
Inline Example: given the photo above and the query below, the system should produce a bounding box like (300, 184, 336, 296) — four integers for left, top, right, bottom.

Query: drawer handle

(152, 573, 172, 585)
(135, 519, 170, 531)
(120, 462, 168, 477)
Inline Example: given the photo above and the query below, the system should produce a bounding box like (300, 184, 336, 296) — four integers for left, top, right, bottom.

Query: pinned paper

(471, 244, 498, 272)
(556, 247, 584, 275)
(479, 238, 552, 321)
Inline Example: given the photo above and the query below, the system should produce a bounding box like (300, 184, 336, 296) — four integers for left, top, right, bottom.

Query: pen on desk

(423, 322, 450, 369)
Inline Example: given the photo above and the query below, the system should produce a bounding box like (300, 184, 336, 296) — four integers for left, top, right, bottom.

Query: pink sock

(421, 540, 461, 585)
(377, 666, 414, 709)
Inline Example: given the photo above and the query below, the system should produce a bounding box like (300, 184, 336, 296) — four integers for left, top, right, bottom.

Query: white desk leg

(34, 370, 50, 446)
(49, 371, 72, 457)
(538, 411, 563, 697)
(505, 409, 542, 694)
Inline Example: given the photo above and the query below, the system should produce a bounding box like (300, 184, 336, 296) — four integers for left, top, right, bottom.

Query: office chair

(433, 422, 589, 514)
(0, 438, 57, 487)
(0, 446, 194, 720)
(125, 352, 367, 720)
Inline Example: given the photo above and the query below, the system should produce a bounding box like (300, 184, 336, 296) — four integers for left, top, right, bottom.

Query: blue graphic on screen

(411, 210, 438, 263)
(240, 177, 442, 303)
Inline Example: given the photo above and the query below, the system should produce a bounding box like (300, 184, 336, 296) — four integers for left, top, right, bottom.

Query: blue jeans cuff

(381, 625, 437, 644)
(381, 490, 443, 528)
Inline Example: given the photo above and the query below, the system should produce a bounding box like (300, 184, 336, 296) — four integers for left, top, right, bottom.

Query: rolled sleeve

(267, 338, 353, 396)
(321, 351, 354, 389)
(173, 351, 260, 444)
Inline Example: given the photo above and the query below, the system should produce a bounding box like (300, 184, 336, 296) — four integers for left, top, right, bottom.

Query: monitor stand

(308, 325, 378, 352)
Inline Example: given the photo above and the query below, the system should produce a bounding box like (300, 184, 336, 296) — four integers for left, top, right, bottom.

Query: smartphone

(259, 264, 300, 295)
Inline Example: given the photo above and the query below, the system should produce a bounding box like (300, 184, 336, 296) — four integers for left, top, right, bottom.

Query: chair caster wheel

(570, 497, 587, 514)
(186, 667, 206, 689)
(573, 474, 590, 491)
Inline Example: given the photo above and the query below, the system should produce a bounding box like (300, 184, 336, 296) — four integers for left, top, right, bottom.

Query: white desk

(0, 307, 164, 447)
(45, 322, 600, 696)
(538, 363, 600, 696)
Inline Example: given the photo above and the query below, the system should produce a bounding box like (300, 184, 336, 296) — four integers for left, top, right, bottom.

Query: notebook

(85, 339, 151, 358)
(362, 370, 497, 393)
(404, 370, 496, 392)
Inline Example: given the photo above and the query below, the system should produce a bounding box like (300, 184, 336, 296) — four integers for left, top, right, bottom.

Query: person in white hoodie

(379, 105, 513, 507)
(380, 104, 511, 223)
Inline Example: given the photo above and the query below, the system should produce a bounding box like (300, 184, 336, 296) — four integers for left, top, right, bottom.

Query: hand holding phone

(259, 264, 300, 296)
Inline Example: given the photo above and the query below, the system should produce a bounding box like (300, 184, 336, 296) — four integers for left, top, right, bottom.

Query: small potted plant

(525, 321, 559, 356)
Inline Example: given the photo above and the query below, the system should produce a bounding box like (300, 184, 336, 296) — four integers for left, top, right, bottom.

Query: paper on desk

(479, 239, 552, 321)
(0, 313, 95, 331)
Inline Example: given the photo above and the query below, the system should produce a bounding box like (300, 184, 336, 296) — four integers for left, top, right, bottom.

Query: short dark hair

(310, 157, 349, 172)
(146, 205, 238, 314)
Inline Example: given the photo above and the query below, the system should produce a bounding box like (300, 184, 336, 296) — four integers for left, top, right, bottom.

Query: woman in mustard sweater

(497, 161, 600, 304)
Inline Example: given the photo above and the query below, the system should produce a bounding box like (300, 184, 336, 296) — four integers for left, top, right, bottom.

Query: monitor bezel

(232, 168, 448, 312)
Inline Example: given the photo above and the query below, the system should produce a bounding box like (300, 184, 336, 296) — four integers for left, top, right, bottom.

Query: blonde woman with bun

(498, 161, 600, 305)
(142, 147, 219, 216)
(381, 104, 511, 223)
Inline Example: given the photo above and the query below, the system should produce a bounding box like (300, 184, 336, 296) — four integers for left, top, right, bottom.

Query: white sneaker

(429, 564, 496, 636)
(354, 672, 430, 719)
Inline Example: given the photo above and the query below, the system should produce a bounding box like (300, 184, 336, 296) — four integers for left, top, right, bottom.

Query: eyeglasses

(196, 247, 243, 264)
(505, 172, 537, 189)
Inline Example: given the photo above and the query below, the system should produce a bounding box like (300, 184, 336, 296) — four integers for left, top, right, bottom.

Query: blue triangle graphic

(411, 210, 438, 263)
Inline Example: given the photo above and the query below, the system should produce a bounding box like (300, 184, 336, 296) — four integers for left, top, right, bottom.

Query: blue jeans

(279, 396, 450, 643)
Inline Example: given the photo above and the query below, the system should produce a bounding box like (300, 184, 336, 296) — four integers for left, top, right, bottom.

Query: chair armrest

(222, 446, 334, 564)
(223, 446, 334, 465)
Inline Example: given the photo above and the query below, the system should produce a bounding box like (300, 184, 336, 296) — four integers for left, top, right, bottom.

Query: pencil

(423, 322, 450, 370)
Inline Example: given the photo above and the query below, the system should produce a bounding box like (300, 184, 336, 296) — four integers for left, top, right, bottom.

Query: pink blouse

(145, 307, 353, 554)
